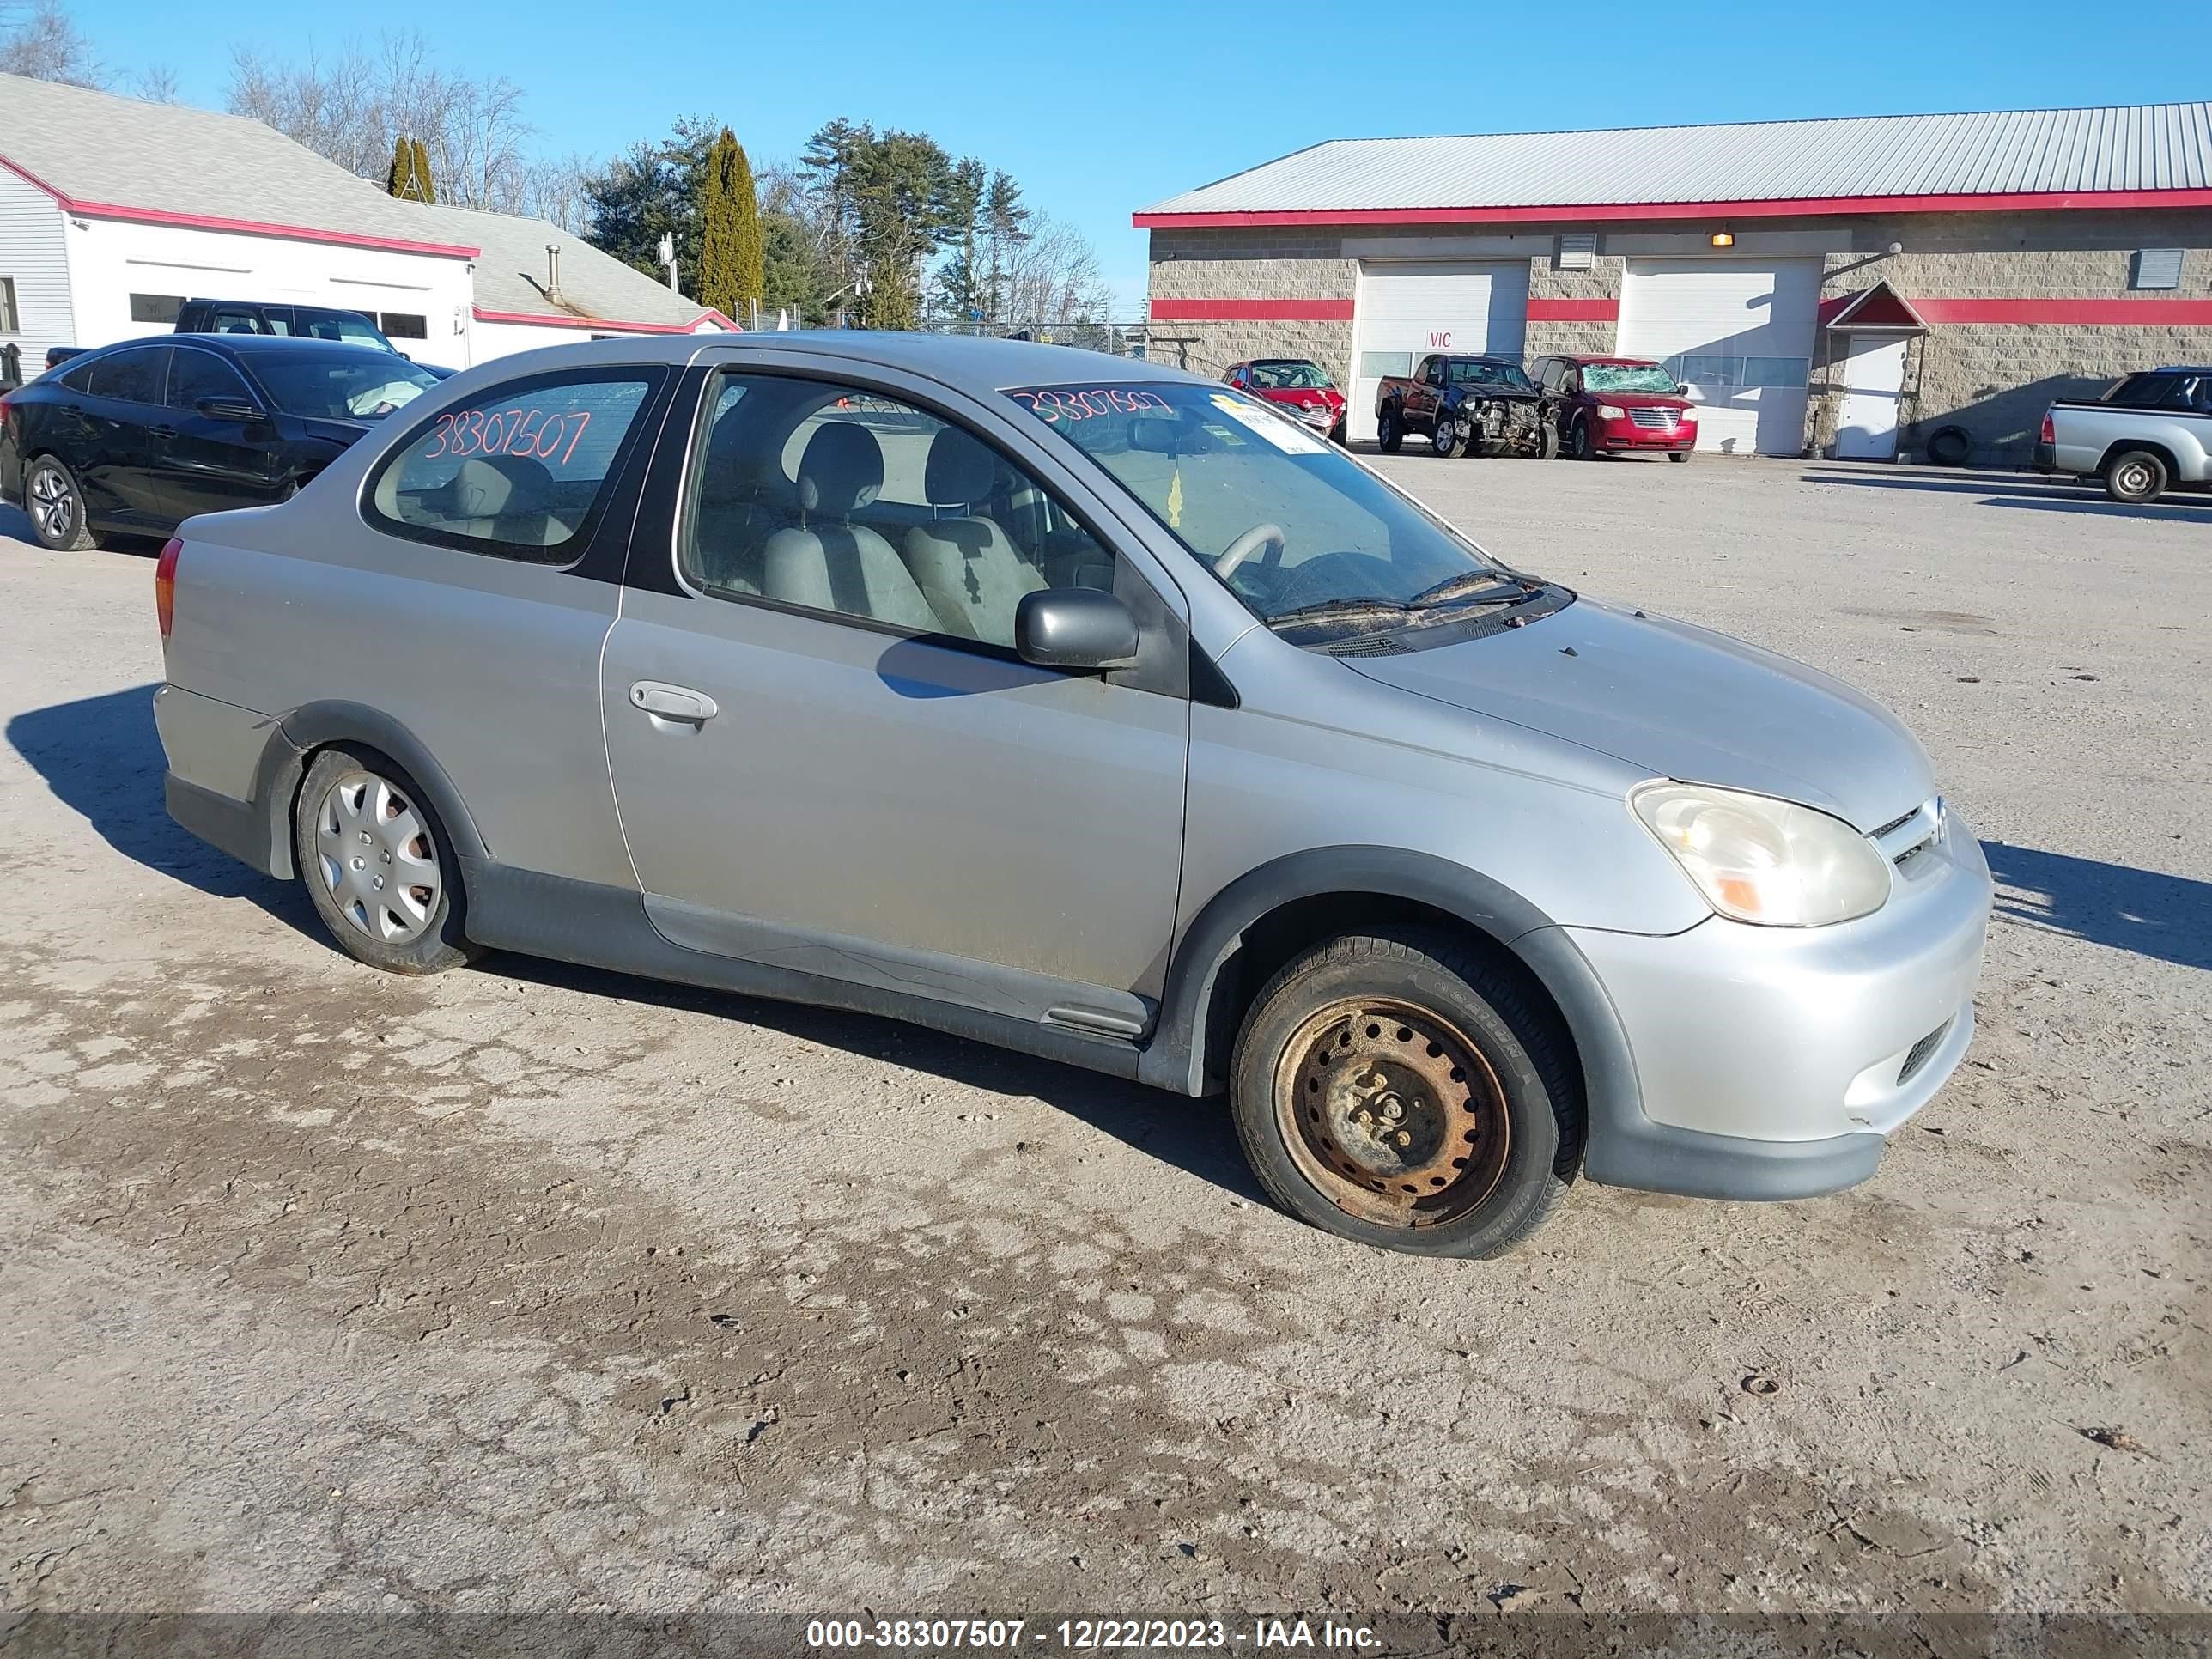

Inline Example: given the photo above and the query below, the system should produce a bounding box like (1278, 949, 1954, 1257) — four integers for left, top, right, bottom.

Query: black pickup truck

(1375, 353, 1558, 459)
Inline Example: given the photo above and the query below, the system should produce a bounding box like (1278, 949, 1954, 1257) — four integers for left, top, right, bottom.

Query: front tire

(1376, 405, 1403, 453)
(1532, 422, 1559, 461)
(2104, 449, 2168, 504)
(25, 457, 96, 550)
(1570, 418, 1598, 461)
(1431, 412, 1466, 459)
(1229, 930, 1581, 1258)
(294, 744, 479, 975)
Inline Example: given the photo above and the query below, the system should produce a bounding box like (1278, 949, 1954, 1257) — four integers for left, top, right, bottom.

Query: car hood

(1341, 597, 1935, 830)
(297, 415, 374, 446)
(1257, 386, 1344, 409)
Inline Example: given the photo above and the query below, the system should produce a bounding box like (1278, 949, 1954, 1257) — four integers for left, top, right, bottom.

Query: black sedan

(0, 334, 441, 550)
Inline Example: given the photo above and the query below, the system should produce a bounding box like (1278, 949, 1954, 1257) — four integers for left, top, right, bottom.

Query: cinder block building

(1137, 105, 2212, 463)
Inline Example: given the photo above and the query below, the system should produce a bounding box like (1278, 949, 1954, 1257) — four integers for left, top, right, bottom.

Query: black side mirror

(1014, 588, 1139, 672)
(197, 395, 267, 424)
(1676, 384, 1692, 397)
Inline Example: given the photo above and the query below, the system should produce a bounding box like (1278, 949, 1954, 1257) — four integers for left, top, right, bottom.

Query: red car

(1531, 355, 1698, 460)
(1224, 359, 1347, 445)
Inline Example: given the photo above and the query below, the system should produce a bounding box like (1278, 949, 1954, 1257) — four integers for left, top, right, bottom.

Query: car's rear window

(365, 368, 664, 565)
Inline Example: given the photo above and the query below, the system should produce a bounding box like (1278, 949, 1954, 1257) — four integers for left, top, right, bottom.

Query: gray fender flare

(249, 702, 489, 883)
(1137, 847, 1644, 1155)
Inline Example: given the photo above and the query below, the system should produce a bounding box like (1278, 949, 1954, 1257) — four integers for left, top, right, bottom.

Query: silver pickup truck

(2037, 365, 2212, 503)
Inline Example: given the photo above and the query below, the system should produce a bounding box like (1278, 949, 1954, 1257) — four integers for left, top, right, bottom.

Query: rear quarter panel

(163, 492, 635, 890)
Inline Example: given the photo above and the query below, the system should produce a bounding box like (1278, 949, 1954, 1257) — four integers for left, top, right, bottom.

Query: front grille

(1629, 407, 1680, 429)
(1897, 1021, 1953, 1085)
(1871, 807, 1920, 840)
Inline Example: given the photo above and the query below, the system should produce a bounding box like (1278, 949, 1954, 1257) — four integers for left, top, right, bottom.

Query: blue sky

(79, 0, 2212, 311)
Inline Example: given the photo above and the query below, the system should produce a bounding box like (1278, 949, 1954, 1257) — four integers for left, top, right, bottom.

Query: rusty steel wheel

(1273, 997, 1510, 1229)
(1230, 929, 1578, 1257)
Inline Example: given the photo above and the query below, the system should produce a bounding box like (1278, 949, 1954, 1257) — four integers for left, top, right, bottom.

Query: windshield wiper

(1405, 571, 1540, 611)
(1264, 596, 1411, 631)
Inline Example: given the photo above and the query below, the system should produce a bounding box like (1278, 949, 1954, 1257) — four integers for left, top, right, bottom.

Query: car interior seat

(902, 428, 1048, 643)
(440, 454, 565, 545)
(761, 422, 939, 630)
(690, 402, 793, 593)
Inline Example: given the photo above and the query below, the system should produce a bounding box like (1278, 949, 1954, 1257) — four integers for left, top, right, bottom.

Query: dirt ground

(1, 453, 2206, 1632)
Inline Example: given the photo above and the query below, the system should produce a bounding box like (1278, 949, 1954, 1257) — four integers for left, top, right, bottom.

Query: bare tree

(1000, 214, 1115, 325)
(132, 62, 179, 103)
(510, 154, 594, 238)
(0, 0, 102, 86)
(225, 31, 537, 215)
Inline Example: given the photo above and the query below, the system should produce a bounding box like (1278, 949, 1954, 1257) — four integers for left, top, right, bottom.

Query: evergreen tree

(696, 127, 764, 321)
(410, 137, 435, 204)
(981, 171, 1030, 324)
(385, 134, 416, 201)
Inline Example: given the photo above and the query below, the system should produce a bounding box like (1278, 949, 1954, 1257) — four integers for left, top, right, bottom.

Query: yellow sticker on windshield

(1208, 392, 1332, 455)
(1168, 464, 1183, 528)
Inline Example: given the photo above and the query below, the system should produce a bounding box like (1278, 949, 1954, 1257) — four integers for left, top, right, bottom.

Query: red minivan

(1532, 356, 1698, 460)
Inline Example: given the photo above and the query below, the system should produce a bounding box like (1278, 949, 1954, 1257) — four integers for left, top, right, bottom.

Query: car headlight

(1597, 404, 1627, 421)
(1630, 781, 1893, 927)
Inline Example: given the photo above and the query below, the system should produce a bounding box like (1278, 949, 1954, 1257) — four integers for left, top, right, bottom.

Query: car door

(79, 343, 172, 525)
(149, 344, 284, 524)
(1406, 356, 1439, 430)
(599, 357, 1191, 1036)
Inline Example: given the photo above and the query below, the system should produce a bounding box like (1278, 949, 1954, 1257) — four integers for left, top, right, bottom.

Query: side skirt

(463, 861, 1147, 1085)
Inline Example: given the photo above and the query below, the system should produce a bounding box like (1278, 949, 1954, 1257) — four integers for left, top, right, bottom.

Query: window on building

(2133, 249, 2185, 291)
(0, 276, 19, 334)
(379, 312, 428, 339)
(129, 293, 185, 325)
(367, 368, 662, 563)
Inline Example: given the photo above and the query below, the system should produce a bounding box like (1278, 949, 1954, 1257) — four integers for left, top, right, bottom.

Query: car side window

(89, 344, 169, 404)
(365, 368, 662, 565)
(679, 369, 1120, 652)
(167, 349, 253, 410)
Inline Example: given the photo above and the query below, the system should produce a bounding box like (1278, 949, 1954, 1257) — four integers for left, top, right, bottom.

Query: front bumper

(1570, 810, 1993, 1199)
(1597, 421, 1696, 453)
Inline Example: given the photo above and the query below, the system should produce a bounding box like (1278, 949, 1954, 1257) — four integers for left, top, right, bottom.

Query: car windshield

(1581, 363, 1679, 393)
(1008, 382, 1542, 637)
(1246, 361, 1331, 391)
(251, 350, 438, 419)
(299, 312, 391, 349)
(1448, 360, 1532, 389)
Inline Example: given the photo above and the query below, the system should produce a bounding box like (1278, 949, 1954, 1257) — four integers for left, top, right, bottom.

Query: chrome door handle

(629, 681, 719, 723)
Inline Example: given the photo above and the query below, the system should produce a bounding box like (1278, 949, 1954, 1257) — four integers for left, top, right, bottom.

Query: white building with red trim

(0, 74, 730, 380)
(1139, 104, 2212, 462)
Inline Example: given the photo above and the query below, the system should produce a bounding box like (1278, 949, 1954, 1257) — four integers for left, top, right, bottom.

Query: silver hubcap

(28, 466, 73, 543)
(2118, 462, 2151, 495)
(1435, 417, 1454, 453)
(314, 770, 441, 945)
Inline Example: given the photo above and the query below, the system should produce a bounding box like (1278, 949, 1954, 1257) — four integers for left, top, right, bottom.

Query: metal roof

(0, 73, 477, 254)
(410, 204, 712, 328)
(1139, 105, 2212, 218)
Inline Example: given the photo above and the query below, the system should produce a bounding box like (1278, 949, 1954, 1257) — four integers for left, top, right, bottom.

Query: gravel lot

(2, 453, 2206, 1629)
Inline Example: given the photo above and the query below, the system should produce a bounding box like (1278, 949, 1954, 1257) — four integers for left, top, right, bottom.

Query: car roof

(477, 330, 1194, 392)
(1557, 355, 1663, 366)
(169, 332, 396, 357)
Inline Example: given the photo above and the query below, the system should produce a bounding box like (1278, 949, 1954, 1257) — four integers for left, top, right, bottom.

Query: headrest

(449, 454, 551, 520)
(922, 426, 997, 507)
(795, 422, 883, 518)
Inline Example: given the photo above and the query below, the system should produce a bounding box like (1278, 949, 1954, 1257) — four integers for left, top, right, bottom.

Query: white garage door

(1349, 262, 1529, 443)
(1616, 258, 1820, 455)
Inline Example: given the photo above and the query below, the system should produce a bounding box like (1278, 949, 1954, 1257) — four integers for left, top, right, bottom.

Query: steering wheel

(1214, 522, 1286, 580)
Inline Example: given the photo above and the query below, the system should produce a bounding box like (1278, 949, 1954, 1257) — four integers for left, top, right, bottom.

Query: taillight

(155, 538, 181, 639)
(2039, 412, 2056, 445)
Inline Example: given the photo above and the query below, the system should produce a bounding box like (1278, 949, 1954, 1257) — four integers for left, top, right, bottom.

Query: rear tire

(1376, 404, 1403, 453)
(294, 744, 479, 975)
(2104, 449, 2168, 505)
(1668, 450, 1691, 463)
(24, 457, 96, 551)
(1229, 929, 1581, 1258)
